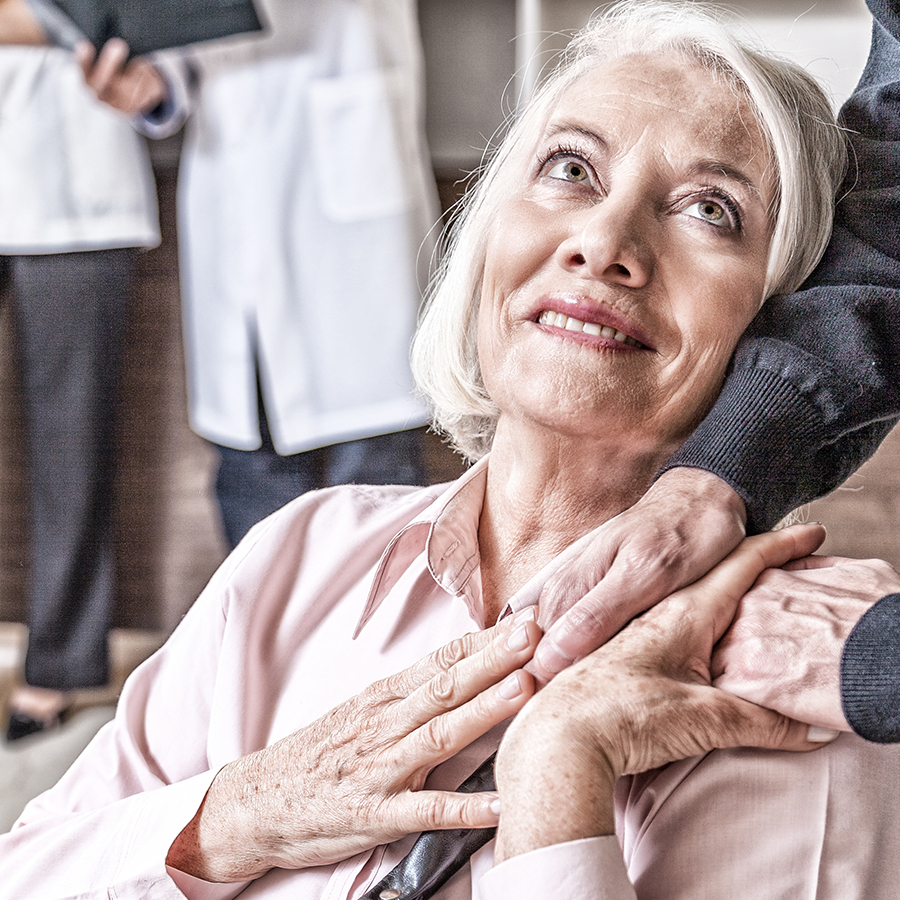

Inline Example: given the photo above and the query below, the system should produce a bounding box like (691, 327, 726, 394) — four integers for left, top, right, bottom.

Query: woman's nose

(556, 195, 655, 288)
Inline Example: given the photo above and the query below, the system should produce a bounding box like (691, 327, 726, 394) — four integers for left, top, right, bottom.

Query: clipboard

(24, 0, 263, 55)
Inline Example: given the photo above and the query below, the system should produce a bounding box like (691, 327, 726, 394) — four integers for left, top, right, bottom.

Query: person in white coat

(85, 0, 441, 548)
(0, 3, 161, 739)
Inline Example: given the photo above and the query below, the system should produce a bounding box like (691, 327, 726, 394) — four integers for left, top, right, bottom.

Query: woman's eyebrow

(689, 160, 763, 201)
(543, 121, 608, 149)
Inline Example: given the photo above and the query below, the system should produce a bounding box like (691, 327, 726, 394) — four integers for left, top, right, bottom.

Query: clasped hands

(521, 467, 900, 732)
(168, 518, 836, 882)
(493, 522, 832, 862)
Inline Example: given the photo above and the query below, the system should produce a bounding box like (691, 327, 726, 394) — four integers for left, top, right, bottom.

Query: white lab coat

(146, 0, 439, 454)
(0, 46, 158, 253)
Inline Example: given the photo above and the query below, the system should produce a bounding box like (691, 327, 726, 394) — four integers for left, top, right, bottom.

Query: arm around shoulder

(664, 0, 900, 531)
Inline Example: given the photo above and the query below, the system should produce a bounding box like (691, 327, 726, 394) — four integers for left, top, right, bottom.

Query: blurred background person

(84, 0, 441, 549)
(0, 0, 160, 740)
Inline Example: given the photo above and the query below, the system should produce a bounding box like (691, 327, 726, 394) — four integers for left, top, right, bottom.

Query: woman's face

(478, 52, 775, 457)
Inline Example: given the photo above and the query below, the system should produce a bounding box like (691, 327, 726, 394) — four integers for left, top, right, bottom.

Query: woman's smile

(537, 309, 646, 348)
(534, 295, 653, 350)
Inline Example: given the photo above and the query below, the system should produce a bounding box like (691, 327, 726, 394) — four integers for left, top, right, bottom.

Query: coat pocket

(309, 69, 412, 222)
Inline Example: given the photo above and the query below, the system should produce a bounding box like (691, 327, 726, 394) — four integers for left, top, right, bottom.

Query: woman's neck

(478, 418, 668, 623)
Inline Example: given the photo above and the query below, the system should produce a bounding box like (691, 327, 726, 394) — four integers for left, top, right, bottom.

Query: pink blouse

(2, 458, 897, 899)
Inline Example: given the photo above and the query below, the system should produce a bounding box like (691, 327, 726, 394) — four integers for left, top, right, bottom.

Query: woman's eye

(546, 159, 592, 185)
(683, 199, 731, 227)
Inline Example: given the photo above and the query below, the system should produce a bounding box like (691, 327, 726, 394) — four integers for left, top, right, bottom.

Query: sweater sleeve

(663, 0, 900, 533)
(841, 593, 900, 743)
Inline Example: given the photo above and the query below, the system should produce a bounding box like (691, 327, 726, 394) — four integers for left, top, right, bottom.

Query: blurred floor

(0, 624, 165, 831)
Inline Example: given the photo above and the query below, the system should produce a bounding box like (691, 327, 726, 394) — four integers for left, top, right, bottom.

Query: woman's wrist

(494, 696, 621, 863)
(167, 756, 278, 883)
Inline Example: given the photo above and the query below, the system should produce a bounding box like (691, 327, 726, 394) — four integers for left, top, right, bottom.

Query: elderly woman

(3, 2, 899, 898)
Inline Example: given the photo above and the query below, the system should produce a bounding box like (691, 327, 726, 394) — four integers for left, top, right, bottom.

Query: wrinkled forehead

(540, 52, 772, 188)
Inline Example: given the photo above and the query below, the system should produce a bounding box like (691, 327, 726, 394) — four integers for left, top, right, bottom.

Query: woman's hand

(494, 524, 831, 863)
(712, 554, 900, 730)
(76, 38, 166, 115)
(167, 610, 541, 883)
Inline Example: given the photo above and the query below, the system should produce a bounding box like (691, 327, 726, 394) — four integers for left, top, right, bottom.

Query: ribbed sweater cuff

(841, 593, 900, 744)
(660, 367, 826, 533)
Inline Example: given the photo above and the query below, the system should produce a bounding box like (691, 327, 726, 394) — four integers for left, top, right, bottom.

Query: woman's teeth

(537, 310, 643, 347)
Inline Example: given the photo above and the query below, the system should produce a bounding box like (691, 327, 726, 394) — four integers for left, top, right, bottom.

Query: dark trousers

(214, 402, 427, 549)
(1, 249, 134, 690)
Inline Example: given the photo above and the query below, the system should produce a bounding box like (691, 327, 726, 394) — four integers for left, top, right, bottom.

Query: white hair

(412, 0, 847, 461)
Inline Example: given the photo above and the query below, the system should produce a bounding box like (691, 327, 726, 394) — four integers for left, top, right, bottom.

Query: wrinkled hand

(519, 467, 746, 682)
(76, 38, 165, 115)
(712, 555, 900, 730)
(495, 525, 830, 863)
(167, 610, 541, 883)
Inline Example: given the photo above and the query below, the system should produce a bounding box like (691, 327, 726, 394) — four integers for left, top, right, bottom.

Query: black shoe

(5, 709, 66, 742)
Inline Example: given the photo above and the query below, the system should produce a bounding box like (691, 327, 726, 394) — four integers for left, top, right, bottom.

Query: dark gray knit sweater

(665, 0, 900, 743)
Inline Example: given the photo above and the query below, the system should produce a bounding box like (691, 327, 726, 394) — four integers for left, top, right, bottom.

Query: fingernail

(534, 640, 573, 675)
(499, 672, 524, 700)
(507, 624, 530, 652)
(807, 725, 840, 743)
(490, 798, 502, 816)
(513, 605, 538, 624)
